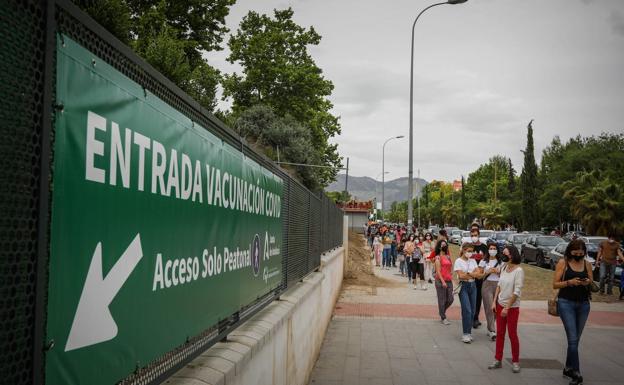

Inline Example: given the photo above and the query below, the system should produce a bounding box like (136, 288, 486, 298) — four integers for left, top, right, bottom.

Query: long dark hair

(435, 239, 449, 255)
(564, 239, 587, 260)
(504, 245, 521, 265)
(485, 241, 500, 265)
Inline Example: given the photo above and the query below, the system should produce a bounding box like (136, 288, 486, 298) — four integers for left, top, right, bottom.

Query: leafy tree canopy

(223, 8, 342, 188)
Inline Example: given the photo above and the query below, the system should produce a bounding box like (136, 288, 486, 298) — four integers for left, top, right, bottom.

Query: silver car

(450, 229, 463, 245)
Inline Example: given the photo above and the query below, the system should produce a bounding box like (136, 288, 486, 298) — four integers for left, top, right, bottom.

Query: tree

(520, 120, 539, 230)
(223, 8, 341, 188)
(507, 158, 516, 193)
(77, 0, 235, 111)
(233, 105, 318, 187)
(563, 170, 624, 235)
(460, 176, 466, 228)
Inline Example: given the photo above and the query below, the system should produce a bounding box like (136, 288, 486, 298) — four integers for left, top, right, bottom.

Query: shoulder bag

(548, 263, 567, 317)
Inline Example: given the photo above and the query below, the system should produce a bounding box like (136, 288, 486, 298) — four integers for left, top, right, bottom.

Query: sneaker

(461, 335, 471, 343)
(469, 334, 474, 341)
(487, 331, 497, 340)
(421, 285, 428, 291)
(441, 319, 451, 325)
(413, 285, 418, 290)
(488, 360, 502, 369)
(473, 320, 481, 329)
(563, 367, 574, 378)
(569, 372, 583, 385)
(512, 362, 520, 373)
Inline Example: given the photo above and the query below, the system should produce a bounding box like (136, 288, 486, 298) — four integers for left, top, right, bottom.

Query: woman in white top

(454, 243, 482, 343)
(479, 241, 502, 340)
(488, 245, 524, 374)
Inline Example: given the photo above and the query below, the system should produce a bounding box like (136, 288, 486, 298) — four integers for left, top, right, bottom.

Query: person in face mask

(552, 239, 593, 385)
(470, 225, 488, 328)
(480, 242, 502, 340)
(434, 240, 454, 325)
(454, 243, 480, 343)
(489, 245, 524, 374)
(597, 233, 624, 296)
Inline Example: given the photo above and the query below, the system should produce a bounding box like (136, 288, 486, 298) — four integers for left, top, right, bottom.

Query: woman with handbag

(434, 239, 454, 325)
(553, 239, 593, 385)
(488, 245, 524, 373)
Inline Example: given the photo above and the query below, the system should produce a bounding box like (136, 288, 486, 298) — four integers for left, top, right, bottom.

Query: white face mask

(465, 252, 473, 258)
(488, 250, 498, 257)
(609, 239, 615, 243)
(471, 236, 479, 243)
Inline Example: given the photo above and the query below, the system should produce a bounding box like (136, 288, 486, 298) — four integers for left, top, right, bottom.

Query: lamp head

(396, 135, 405, 139)
(448, 0, 468, 4)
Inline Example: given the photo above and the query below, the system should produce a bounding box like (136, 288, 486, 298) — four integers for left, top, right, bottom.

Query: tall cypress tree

(520, 120, 539, 230)
(460, 176, 466, 228)
(508, 158, 516, 193)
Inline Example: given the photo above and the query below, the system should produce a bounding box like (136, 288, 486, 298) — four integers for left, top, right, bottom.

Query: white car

(450, 230, 463, 245)
(460, 230, 495, 246)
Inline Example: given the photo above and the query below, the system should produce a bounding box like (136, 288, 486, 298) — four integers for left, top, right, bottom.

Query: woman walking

(398, 235, 407, 276)
(553, 239, 592, 385)
(417, 233, 434, 290)
(488, 245, 524, 373)
(454, 243, 479, 343)
(434, 239, 454, 325)
(373, 234, 382, 267)
(382, 229, 392, 269)
(480, 241, 502, 340)
(404, 234, 416, 282)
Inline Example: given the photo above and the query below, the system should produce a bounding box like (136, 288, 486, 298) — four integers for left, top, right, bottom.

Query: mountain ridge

(327, 174, 428, 209)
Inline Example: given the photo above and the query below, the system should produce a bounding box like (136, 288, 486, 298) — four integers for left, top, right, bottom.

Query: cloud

(608, 10, 624, 37)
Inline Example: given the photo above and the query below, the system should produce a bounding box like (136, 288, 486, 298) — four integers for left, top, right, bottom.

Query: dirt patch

(343, 232, 400, 288)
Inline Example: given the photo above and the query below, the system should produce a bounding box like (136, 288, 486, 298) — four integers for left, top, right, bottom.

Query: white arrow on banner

(65, 233, 143, 351)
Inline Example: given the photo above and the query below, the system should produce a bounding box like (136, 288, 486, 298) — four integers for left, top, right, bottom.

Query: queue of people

(364, 221, 609, 383)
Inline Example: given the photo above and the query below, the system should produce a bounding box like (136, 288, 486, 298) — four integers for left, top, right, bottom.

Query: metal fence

(0, 1, 344, 384)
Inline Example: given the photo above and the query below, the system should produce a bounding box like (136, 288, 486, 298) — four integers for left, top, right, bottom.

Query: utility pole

(417, 169, 421, 230)
(344, 157, 349, 199)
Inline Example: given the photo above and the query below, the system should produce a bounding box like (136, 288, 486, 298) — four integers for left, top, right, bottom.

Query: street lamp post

(382, 135, 404, 215)
(407, 0, 468, 230)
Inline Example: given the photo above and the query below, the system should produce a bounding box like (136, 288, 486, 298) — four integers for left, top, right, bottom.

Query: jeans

(458, 281, 477, 335)
(474, 278, 483, 323)
(482, 280, 498, 333)
(558, 298, 590, 372)
(391, 244, 397, 265)
(435, 280, 454, 320)
(382, 248, 391, 267)
(600, 263, 616, 294)
(495, 303, 520, 363)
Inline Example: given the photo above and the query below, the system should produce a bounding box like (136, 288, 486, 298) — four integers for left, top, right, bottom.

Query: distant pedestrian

(597, 233, 624, 296)
(382, 230, 392, 269)
(418, 233, 434, 290)
(455, 243, 480, 343)
(480, 241, 502, 341)
(373, 235, 382, 267)
(404, 234, 416, 283)
(434, 239, 454, 325)
(488, 245, 524, 373)
(398, 235, 407, 276)
(554, 239, 593, 385)
(390, 227, 398, 267)
(411, 235, 425, 289)
(470, 225, 488, 329)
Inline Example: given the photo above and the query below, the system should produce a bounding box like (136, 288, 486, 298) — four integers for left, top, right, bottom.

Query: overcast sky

(209, 0, 624, 184)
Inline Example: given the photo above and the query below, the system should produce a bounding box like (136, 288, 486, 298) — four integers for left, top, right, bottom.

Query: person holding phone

(553, 239, 593, 385)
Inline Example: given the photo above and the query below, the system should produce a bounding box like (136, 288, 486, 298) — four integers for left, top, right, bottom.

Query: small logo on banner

(252, 234, 261, 277)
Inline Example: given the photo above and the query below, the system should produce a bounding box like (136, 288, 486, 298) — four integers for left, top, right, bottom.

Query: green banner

(45, 36, 283, 385)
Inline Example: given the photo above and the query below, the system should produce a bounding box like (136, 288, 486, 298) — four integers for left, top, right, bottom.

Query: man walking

(597, 233, 624, 295)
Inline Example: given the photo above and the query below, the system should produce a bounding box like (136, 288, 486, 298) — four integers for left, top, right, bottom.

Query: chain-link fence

(0, 1, 344, 384)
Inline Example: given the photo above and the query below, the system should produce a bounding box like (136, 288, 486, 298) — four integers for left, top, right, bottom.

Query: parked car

(578, 236, 608, 260)
(428, 226, 440, 238)
(493, 231, 515, 252)
(450, 229, 463, 245)
(506, 233, 531, 251)
(547, 241, 569, 270)
(547, 241, 597, 275)
(521, 235, 563, 267)
(461, 230, 495, 245)
(443, 226, 459, 239)
(562, 231, 587, 241)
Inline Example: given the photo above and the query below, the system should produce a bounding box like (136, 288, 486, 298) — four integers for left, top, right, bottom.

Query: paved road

(309, 251, 624, 385)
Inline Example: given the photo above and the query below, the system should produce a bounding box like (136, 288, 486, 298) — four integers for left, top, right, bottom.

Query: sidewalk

(309, 255, 624, 385)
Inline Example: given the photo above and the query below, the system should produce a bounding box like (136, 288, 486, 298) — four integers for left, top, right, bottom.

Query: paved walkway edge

(164, 246, 345, 385)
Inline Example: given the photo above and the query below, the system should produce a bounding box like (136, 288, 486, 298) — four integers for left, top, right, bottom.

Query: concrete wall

(165, 244, 345, 385)
(346, 212, 367, 234)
